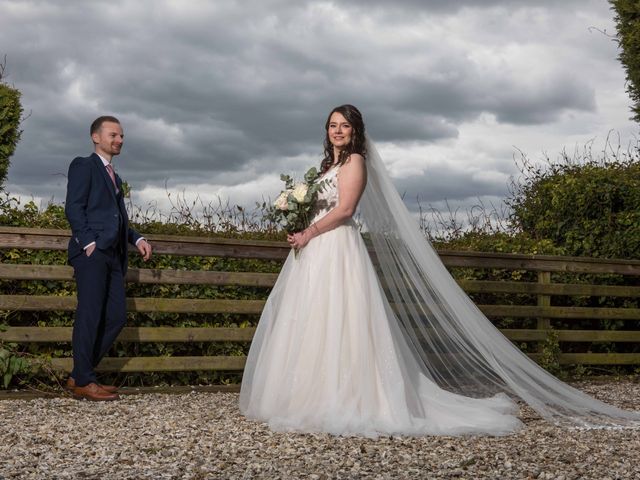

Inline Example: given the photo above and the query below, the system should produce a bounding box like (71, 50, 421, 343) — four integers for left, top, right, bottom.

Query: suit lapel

(91, 153, 118, 203)
(115, 173, 123, 194)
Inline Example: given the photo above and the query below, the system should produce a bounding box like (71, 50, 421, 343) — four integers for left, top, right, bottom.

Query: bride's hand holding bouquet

(268, 166, 328, 256)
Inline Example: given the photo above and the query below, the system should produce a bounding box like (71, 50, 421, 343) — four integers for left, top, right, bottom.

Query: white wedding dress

(240, 166, 522, 437)
(240, 140, 640, 437)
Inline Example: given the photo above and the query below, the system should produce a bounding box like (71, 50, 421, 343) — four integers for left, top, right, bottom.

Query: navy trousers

(70, 247, 126, 386)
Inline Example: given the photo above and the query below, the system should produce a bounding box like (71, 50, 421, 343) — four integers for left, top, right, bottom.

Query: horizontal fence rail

(1, 226, 640, 377)
(0, 227, 291, 260)
(4, 261, 640, 296)
(0, 263, 279, 287)
(48, 356, 247, 372)
(2, 295, 640, 320)
(5, 326, 640, 344)
(3, 226, 640, 273)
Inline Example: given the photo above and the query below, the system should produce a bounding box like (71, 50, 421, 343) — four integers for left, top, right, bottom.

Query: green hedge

(0, 82, 23, 188)
(610, 0, 640, 122)
(507, 153, 640, 260)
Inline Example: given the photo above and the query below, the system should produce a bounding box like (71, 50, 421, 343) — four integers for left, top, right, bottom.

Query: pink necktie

(105, 164, 119, 193)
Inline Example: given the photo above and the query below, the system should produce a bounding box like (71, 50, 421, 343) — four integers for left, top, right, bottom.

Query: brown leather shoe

(66, 377, 118, 393)
(73, 382, 119, 401)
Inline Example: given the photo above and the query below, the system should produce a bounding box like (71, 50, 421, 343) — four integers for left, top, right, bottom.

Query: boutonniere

(119, 180, 131, 199)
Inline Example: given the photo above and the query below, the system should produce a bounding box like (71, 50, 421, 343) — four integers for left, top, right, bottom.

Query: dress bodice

(311, 166, 339, 223)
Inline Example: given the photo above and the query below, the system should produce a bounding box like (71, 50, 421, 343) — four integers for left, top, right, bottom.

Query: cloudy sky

(1, 0, 637, 225)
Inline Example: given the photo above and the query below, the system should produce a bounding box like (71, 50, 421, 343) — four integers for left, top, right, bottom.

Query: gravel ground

(1, 380, 639, 479)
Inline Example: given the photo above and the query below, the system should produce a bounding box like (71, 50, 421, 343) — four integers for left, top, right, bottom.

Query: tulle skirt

(239, 221, 523, 437)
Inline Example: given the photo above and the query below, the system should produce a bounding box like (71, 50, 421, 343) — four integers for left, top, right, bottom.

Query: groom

(64, 115, 152, 401)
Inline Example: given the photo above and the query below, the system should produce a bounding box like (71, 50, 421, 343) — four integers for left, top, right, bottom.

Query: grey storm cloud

(393, 167, 509, 211)
(0, 0, 628, 211)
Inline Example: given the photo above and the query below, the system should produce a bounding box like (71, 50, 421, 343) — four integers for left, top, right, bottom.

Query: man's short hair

(90, 116, 120, 136)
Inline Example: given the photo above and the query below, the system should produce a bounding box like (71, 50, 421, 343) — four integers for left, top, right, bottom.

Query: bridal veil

(359, 138, 640, 428)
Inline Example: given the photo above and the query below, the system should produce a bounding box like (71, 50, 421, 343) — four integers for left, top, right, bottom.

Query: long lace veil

(359, 138, 640, 427)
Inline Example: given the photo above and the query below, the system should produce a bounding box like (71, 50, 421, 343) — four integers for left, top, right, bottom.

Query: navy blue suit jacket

(65, 153, 141, 273)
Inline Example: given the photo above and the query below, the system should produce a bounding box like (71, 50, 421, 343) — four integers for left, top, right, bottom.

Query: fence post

(537, 271, 551, 351)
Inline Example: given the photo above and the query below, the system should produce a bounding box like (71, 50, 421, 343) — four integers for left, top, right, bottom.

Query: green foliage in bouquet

(267, 166, 330, 233)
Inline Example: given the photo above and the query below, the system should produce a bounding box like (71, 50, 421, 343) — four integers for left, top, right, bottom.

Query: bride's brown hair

(320, 104, 367, 174)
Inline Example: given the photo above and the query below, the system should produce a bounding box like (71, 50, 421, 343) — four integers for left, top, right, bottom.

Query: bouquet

(268, 166, 329, 255)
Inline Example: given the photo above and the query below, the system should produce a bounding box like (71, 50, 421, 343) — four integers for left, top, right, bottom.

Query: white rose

(291, 183, 309, 203)
(274, 191, 289, 210)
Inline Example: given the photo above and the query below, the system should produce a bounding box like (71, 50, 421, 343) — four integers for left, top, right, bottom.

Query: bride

(239, 104, 640, 437)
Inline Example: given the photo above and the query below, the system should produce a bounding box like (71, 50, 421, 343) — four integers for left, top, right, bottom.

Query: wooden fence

(1, 226, 640, 378)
